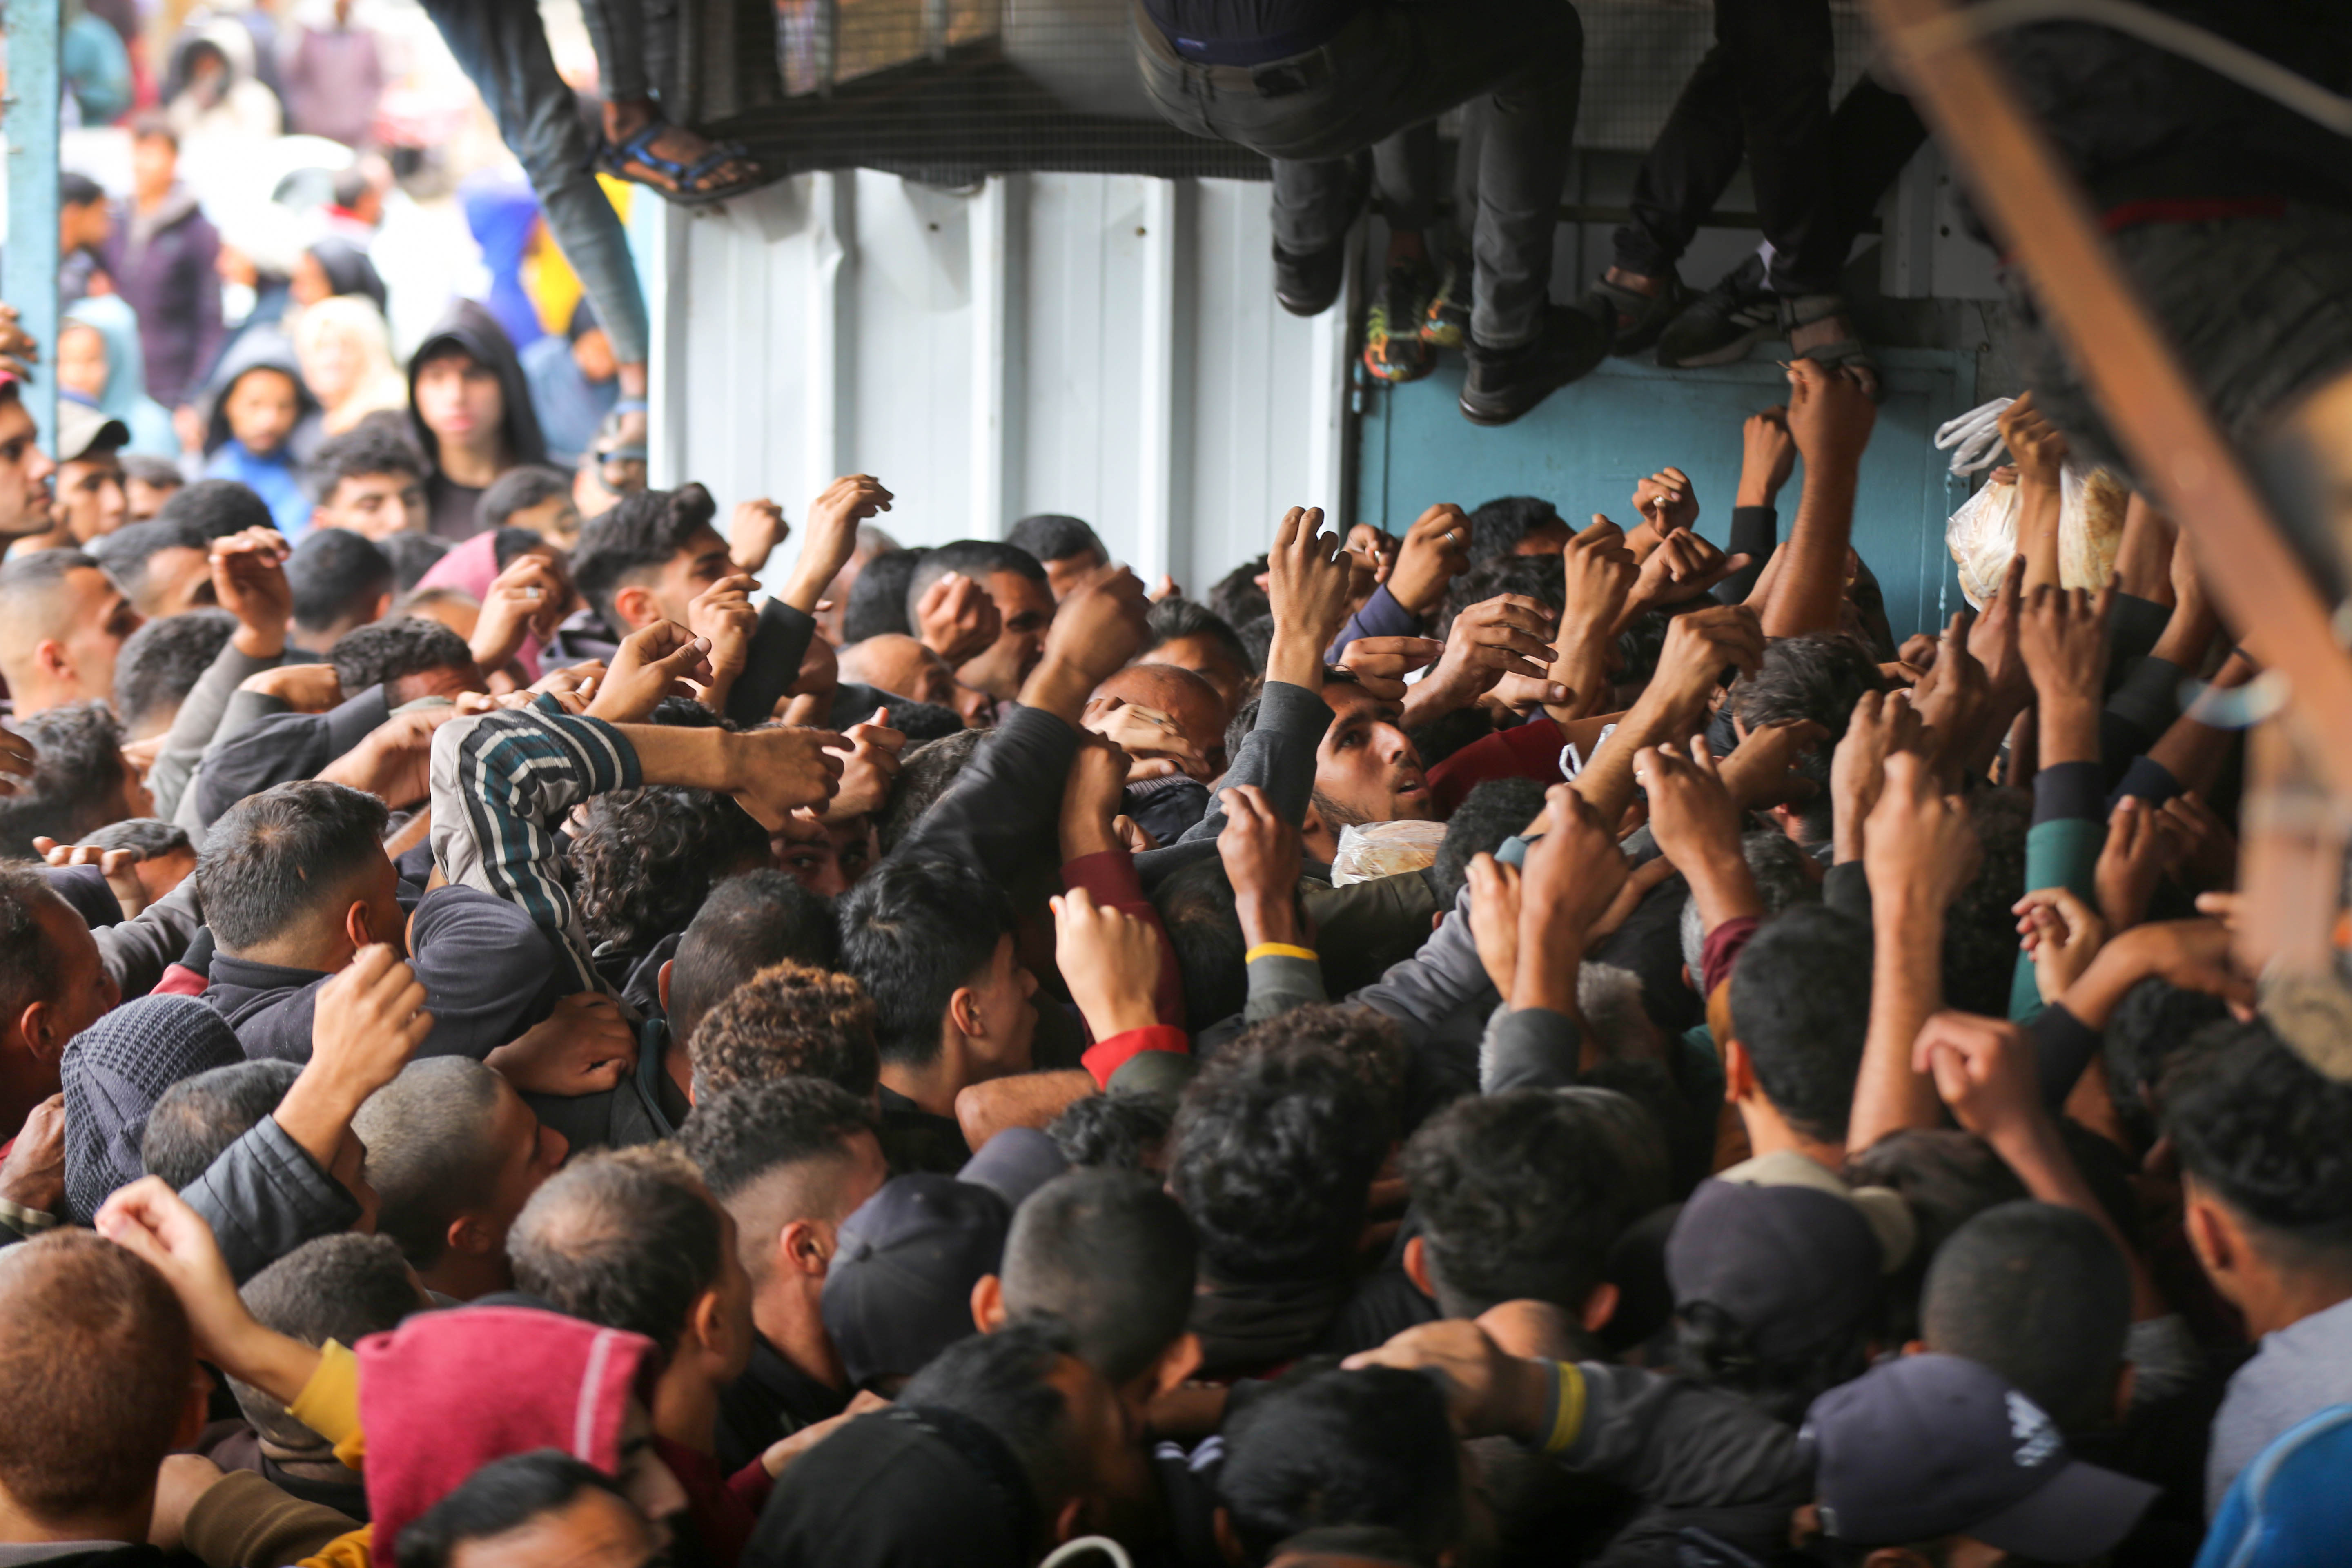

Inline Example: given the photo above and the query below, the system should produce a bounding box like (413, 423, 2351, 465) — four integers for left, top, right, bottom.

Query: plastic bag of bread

(1945, 463, 2128, 608)
(1937, 395, 2127, 607)
(1330, 819, 1450, 886)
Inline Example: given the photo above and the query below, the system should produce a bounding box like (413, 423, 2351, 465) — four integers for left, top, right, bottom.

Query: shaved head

(0, 552, 144, 716)
(840, 632, 958, 710)
(1095, 662, 1228, 773)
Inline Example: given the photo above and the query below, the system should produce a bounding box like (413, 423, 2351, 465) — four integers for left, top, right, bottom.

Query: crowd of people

(2, 3, 2351, 1568)
(0, 272, 2347, 1567)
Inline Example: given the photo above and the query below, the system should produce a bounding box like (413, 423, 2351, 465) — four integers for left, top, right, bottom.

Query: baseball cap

(1718, 1147, 1917, 1272)
(1805, 1354, 2158, 1559)
(956, 1126, 1069, 1212)
(821, 1172, 1011, 1388)
(54, 397, 129, 464)
(1665, 1178, 1882, 1361)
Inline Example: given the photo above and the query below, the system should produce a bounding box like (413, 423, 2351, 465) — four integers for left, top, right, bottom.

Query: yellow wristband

(1544, 1361, 1586, 1456)
(1245, 942, 1319, 964)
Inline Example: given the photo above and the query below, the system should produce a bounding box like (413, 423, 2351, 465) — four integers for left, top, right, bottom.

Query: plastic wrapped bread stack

(1936, 397, 2128, 608)
(1330, 819, 1450, 886)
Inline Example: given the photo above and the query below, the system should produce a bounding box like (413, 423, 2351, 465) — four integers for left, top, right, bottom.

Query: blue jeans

(420, 0, 653, 365)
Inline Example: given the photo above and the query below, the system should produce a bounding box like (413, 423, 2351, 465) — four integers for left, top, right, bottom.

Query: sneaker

(1582, 271, 1686, 356)
(1459, 303, 1612, 427)
(1656, 252, 1778, 368)
(1274, 240, 1347, 317)
(1363, 263, 1437, 383)
(1419, 252, 1471, 349)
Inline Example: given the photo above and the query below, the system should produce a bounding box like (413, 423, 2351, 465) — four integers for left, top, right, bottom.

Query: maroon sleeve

(1700, 915, 1762, 1000)
(1428, 718, 1569, 816)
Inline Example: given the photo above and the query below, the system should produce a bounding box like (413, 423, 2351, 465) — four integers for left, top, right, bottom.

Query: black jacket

(405, 300, 548, 541)
(204, 886, 573, 1062)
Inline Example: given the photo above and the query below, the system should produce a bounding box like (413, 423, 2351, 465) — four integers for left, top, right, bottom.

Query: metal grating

(702, 0, 1886, 183)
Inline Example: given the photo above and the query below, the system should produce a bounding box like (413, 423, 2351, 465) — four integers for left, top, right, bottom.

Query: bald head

(840, 632, 958, 710)
(0, 552, 144, 717)
(1095, 662, 1228, 774)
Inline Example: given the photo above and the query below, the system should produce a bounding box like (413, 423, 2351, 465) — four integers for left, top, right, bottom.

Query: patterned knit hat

(62, 995, 243, 1223)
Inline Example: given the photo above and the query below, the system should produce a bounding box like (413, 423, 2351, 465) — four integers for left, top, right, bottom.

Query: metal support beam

(1864, 0, 2352, 797)
(5, 0, 63, 446)
(1135, 177, 1178, 585)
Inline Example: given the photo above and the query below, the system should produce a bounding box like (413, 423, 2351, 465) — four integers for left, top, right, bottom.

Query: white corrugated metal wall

(642, 170, 1347, 595)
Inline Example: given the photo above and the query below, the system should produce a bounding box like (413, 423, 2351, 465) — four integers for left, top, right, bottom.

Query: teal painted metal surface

(1354, 344, 1980, 641)
(4, 0, 63, 446)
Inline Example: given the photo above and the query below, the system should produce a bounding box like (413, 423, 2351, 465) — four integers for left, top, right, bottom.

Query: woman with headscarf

(56, 292, 181, 457)
(163, 18, 282, 184)
(294, 294, 409, 437)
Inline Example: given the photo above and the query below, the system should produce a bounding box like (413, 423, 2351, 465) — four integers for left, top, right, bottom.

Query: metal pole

(3, 0, 62, 448)
(1862, 0, 2352, 797)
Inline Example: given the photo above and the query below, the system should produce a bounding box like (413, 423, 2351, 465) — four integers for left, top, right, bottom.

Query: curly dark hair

(1941, 786, 2030, 1018)
(1170, 1038, 1390, 1285)
(1435, 552, 1564, 643)
(568, 786, 771, 955)
(2166, 1021, 2352, 1257)
(1049, 1090, 1178, 1174)
(686, 960, 881, 1100)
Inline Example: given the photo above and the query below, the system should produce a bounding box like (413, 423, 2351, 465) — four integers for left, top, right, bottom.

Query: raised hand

(1036, 564, 1153, 694)
(33, 837, 151, 919)
(314, 705, 463, 807)
(1786, 357, 1877, 472)
(1829, 688, 1924, 862)
(1082, 698, 1207, 781)
(1735, 406, 1797, 509)
(1337, 635, 1443, 701)
(1050, 886, 1164, 1039)
(470, 552, 572, 673)
(782, 475, 893, 611)
(587, 621, 712, 723)
(1912, 1011, 2045, 1144)
(730, 497, 788, 574)
(1414, 595, 1558, 719)
(1465, 853, 1523, 997)
(1341, 1319, 1550, 1443)
(2095, 796, 2172, 933)
(1907, 612, 1992, 784)
(1514, 784, 1630, 1013)
(1965, 554, 2031, 712)
(1624, 529, 1751, 621)
(95, 1178, 267, 1373)
(1265, 506, 1356, 686)
(309, 945, 434, 1101)
(1218, 783, 1304, 951)
(1060, 733, 1134, 861)
(823, 708, 905, 822)
(239, 661, 344, 713)
(725, 724, 848, 829)
(1386, 503, 1473, 617)
(2014, 886, 2107, 1003)
(1717, 716, 1829, 813)
(1641, 602, 1765, 725)
(1997, 390, 2069, 488)
(487, 991, 640, 1095)
(685, 571, 762, 708)
(209, 528, 294, 658)
(915, 571, 1003, 667)
(1632, 465, 1699, 536)
(0, 1094, 65, 1217)
(1864, 750, 1980, 913)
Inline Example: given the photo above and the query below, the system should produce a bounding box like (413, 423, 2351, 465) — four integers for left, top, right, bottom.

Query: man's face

(24, 566, 143, 714)
(224, 369, 301, 457)
(620, 526, 733, 630)
(1315, 682, 1434, 826)
(447, 1483, 665, 1568)
(55, 452, 127, 544)
(956, 570, 1056, 699)
(0, 396, 56, 539)
(1042, 548, 1106, 602)
(414, 352, 505, 452)
(845, 633, 957, 709)
(965, 933, 1038, 1080)
(504, 493, 581, 543)
(135, 544, 217, 617)
(773, 813, 873, 898)
(125, 475, 180, 521)
(60, 200, 111, 257)
(1147, 634, 1250, 719)
(483, 1079, 570, 1244)
(130, 135, 176, 199)
(317, 470, 428, 540)
(28, 899, 119, 1076)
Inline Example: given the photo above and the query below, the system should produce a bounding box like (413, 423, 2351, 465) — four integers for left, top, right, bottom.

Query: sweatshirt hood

(405, 297, 548, 472)
(358, 1305, 662, 1561)
(202, 327, 323, 456)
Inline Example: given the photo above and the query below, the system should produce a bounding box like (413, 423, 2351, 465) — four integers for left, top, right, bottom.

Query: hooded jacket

(201, 328, 325, 537)
(64, 294, 180, 456)
(406, 299, 547, 542)
(102, 181, 223, 409)
(60, 994, 244, 1224)
(354, 1307, 662, 1562)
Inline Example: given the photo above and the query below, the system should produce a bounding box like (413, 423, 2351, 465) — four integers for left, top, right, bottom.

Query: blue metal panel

(3, 0, 62, 446)
(1354, 345, 1981, 641)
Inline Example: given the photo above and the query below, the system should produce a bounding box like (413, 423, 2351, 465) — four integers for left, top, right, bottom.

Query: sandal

(1779, 293, 1882, 400)
(596, 117, 764, 207)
